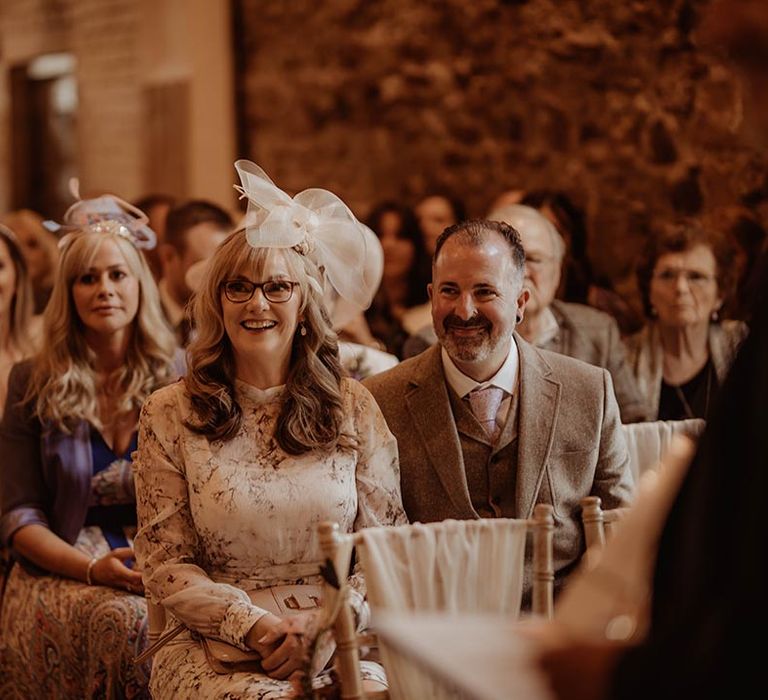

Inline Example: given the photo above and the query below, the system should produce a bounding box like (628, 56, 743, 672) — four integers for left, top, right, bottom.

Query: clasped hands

(246, 611, 318, 681)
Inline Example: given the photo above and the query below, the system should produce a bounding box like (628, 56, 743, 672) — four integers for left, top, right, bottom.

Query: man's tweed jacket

(363, 334, 635, 590)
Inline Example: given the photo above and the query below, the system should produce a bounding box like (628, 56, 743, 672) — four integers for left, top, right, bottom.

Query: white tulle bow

(234, 159, 382, 324)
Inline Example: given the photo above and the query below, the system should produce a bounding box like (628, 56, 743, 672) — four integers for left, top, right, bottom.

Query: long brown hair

(184, 230, 349, 455)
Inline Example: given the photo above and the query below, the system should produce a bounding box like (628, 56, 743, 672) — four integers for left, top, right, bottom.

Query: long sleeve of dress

(344, 380, 408, 625)
(0, 362, 50, 547)
(133, 386, 266, 650)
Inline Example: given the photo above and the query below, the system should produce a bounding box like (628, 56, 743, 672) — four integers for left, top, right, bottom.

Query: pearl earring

(710, 309, 720, 323)
(299, 323, 307, 337)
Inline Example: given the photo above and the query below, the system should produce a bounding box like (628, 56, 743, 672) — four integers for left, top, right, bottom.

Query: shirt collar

(441, 335, 519, 399)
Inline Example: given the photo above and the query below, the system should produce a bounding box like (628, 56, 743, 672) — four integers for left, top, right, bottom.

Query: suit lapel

(515, 335, 561, 518)
(405, 347, 477, 517)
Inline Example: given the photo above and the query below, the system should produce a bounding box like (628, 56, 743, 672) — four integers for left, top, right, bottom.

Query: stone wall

(235, 0, 768, 281)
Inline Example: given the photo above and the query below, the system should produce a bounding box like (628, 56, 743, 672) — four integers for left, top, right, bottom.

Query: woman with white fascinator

(133, 160, 407, 698)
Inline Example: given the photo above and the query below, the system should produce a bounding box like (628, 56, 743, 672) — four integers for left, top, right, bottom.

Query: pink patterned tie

(467, 386, 505, 442)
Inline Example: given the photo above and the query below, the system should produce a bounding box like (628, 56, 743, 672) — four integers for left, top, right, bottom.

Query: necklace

(673, 362, 712, 420)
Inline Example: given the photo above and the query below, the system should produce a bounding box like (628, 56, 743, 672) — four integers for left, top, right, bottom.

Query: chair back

(317, 505, 554, 699)
(622, 418, 705, 480)
(579, 496, 628, 551)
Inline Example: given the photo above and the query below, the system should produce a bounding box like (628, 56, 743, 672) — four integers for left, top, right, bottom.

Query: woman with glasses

(624, 221, 747, 420)
(133, 161, 406, 698)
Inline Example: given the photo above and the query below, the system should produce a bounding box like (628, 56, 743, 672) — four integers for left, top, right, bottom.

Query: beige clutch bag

(201, 585, 323, 673)
(136, 584, 323, 674)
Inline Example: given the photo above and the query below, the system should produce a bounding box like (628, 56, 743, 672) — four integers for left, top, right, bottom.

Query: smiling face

(649, 244, 722, 328)
(221, 248, 303, 382)
(71, 238, 140, 342)
(430, 232, 528, 381)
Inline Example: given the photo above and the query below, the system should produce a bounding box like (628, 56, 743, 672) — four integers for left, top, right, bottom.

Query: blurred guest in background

(626, 221, 746, 421)
(706, 204, 767, 321)
(134, 193, 177, 280)
(0, 209, 60, 314)
(520, 189, 593, 305)
(0, 197, 181, 699)
(492, 204, 648, 423)
(158, 200, 233, 345)
(519, 189, 645, 336)
(401, 190, 467, 337)
(365, 200, 430, 357)
(0, 225, 40, 417)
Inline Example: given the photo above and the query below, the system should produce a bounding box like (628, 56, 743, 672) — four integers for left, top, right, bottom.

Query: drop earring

(299, 322, 307, 337)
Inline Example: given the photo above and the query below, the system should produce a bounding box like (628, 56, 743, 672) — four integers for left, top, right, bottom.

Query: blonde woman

(0, 209, 60, 313)
(133, 161, 406, 698)
(0, 224, 39, 416)
(0, 205, 181, 699)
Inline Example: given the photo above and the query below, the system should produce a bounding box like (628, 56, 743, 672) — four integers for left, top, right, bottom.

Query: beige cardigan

(624, 320, 748, 420)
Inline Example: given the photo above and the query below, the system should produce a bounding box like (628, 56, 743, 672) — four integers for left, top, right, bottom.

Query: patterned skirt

(0, 528, 150, 700)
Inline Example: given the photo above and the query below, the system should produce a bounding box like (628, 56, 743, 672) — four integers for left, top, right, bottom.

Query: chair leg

(531, 503, 554, 619)
(318, 522, 366, 700)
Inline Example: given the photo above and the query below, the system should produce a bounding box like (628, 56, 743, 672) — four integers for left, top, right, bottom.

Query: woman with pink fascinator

(133, 160, 406, 698)
(0, 193, 182, 698)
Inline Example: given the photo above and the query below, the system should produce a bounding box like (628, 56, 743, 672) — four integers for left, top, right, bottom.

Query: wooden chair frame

(579, 496, 628, 550)
(316, 504, 554, 700)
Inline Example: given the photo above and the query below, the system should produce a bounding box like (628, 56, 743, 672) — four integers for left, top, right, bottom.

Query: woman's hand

(257, 611, 319, 681)
(90, 547, 144, 593)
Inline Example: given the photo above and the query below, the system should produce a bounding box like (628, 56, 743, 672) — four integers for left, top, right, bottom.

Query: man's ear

(427, 283, 433, 300)
(516, 287, 530, 321)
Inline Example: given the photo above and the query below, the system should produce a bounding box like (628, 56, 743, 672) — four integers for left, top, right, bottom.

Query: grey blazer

(363, 335, 635, 586)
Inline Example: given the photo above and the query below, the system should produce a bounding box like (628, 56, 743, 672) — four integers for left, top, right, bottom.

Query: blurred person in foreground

(531, 1, 768, 697)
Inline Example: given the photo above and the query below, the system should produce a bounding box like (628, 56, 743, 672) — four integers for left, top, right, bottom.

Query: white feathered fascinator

(233, 159, 382, 326)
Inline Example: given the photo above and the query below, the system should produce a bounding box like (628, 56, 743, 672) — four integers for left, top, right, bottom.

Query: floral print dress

(133, 378, 407, 699)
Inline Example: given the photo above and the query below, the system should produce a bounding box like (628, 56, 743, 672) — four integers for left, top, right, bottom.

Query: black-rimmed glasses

(222, 279, 298, 303)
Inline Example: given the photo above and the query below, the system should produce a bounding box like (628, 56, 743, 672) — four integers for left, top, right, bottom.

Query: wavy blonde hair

(185, 229, 348, 454)
(28, 229, 178, 431)
(0, 225, 36, 357)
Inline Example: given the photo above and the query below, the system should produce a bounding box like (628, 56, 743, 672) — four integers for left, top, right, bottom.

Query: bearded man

(364, 219, 634, 595)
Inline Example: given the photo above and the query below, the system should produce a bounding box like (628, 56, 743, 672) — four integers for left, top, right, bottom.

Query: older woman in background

(0, 225, 40, 415)
(0, 209, 60, 314)
(625, 222, 747, 421)
(0, 200, 180, 699)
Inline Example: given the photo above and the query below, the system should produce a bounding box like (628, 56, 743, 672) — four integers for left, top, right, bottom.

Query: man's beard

(437, 313, 502, 363)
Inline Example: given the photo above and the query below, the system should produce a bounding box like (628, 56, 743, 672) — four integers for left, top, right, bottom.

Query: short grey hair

(487, 203, 566, 263)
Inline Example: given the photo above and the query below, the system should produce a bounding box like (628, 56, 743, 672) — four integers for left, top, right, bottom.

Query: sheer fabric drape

(356, 518, 529, 700)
